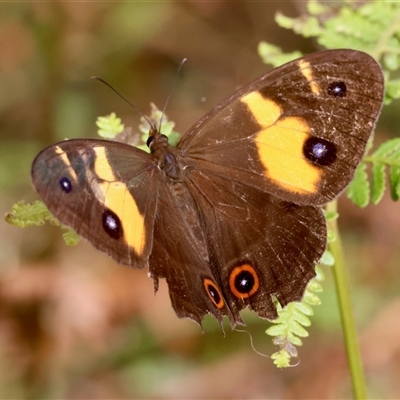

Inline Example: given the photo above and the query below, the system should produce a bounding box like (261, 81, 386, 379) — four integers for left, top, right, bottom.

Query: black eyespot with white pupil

(303, 137, 337, 167)
(229, 264, 260, 299)
(102, 209, 123, 239)
(208, 284, 221, 304)
(328, 81, 347, 97)
(203, 279, 224, 309)
(59, 177, 72, 193)
(234, 270, 255, 294)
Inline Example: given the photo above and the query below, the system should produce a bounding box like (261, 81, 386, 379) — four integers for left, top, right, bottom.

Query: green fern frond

(257, 42, 302, 68)
(266, 265, 325, 368)
(264, 0, 400, 105)
(385, 79, 400, 102)
(275, 1, 400, 57)
(389, 148, 400, 201)
(62, 229, 81, 246)
(368, 138, 400, 204)
(96, 112, 125, 139)
(5, 200, 79, 245)
(275, 12, 322, 38)
(5, 200, 58, 227)
(347, 164, 371, 208)
(348, 138, 400, 206)
(266, 207, 336, 367)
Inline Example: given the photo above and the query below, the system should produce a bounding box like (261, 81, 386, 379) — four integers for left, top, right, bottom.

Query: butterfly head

(146, 127, 169, 152)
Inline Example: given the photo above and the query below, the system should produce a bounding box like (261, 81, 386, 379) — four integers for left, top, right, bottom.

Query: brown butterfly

(31, 50, 384, 328)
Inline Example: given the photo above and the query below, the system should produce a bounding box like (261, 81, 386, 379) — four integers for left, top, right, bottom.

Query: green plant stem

(326, 200, 367, 400)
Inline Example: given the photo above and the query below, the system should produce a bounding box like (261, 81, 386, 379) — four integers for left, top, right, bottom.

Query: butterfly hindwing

(148, 180, 242, 326)
(185, 169, 326, 320)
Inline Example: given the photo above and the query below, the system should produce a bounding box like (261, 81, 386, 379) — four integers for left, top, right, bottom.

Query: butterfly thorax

(147, 131, 209, 260)
(148, 131, 181, 181)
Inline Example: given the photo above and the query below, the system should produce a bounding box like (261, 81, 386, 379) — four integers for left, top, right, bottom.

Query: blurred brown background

(1, 2, 400, 399)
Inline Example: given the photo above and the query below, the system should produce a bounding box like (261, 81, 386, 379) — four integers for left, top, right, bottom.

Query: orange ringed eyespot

(203, 278, 224, 309)
(229, 264, 260, 299)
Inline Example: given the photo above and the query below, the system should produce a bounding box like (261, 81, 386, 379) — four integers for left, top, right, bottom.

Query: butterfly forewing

(179, 49, 384, 206)
(32, 139, 158, 268)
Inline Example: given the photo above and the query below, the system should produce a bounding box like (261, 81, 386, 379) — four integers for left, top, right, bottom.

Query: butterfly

(31, 49, 384, 328)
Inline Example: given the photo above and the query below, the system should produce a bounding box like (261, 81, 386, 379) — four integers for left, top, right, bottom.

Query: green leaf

(370, 161, 386, 204)
(276, 12, 322, 37)
(292, 309, 311, 327)
(324, 210, 339, 221)
(290, 321, 309, 337)
(383, 52, 399, 71)
(302, 290, 322, 307)
(5, 200, 59, 228)
(266, 263, 325, 367)
(307, 280, 323, 293)
(271, 349, 292, 368)
(62, 229, 81, 246)
(266, 324, 286, 337)
(257, 42, 302, 68)
(389, 163, 400, 201)
(96, 112, 125, 139)
(388, 147, 400, 201)
(315, 265, 325, 282)
(327, 229, 336, 243)
(292, 301, 314, 316)
(285, 332, 303, 347)
(320, 250, 335, 267)
(371, 138, 400, 158)
(274, 12, 296, 30)
(347, 163, 370, 207)
(5, 200, 80, 246)
(273, 1, 400, 55)
(385, 79, 400, 101)
(361, 138, 400, 204)
(307, 0, 327, 16)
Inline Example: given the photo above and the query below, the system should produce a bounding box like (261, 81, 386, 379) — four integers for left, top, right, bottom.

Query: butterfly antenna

(234, 328, 270, 358)
(91, 76, 154, 129)
(158, 58, 187, 132)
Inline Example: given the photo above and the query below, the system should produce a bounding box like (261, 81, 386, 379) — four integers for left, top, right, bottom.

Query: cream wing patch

(55, 145, 78, 183)
(297, 59, 321, 95)
(91, 147, 146, 255)
(241, 91, 321, 194)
